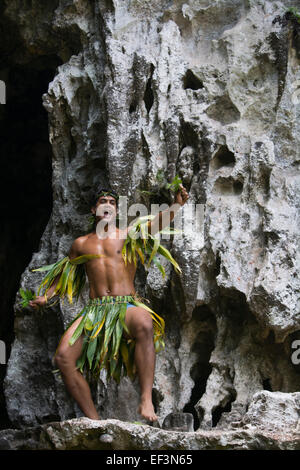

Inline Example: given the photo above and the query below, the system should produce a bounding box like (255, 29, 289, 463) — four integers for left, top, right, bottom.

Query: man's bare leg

(54, 317, 100, 420)
(124, 306, 158, 422)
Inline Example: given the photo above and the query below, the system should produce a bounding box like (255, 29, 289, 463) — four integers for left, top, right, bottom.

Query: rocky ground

(0, 390, 299, 450)
(0, 417, 299, 451)
(0, 0, 299, 450)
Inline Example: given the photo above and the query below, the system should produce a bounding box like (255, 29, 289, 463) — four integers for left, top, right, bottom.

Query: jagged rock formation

(1, 0, 300, 447)
(0, 391, 300, 450)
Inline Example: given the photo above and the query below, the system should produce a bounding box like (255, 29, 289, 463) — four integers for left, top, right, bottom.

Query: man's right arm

(29, 238, 82, 309)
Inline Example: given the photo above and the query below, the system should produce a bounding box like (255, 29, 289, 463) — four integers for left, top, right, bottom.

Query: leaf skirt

(55, 295, 165, 384)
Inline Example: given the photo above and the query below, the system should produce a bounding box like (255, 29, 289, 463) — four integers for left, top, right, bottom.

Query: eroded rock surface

(0, 407, 299, 450)
(1, 0, 300, 448)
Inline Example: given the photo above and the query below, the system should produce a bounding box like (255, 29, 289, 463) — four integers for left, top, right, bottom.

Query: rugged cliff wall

(1, 0, 300, 442)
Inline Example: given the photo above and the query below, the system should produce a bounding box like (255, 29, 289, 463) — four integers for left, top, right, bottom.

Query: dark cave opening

(0, 56, 61, 428)
(143, 64, 154, 114)
(129, 100, 138, 113)
(214, 251, 221, 277)
(178, 121, 200, 189)
(183, 69, 204, 90)
(179, 121, 199, 153)
(211, 390, 237, 427)
(233, 180, 243, 195)
(263, 378, 273, 391)
(183, 361, 213, 431)
(183, 305, 216, 431)
(211, 145, 236, 170)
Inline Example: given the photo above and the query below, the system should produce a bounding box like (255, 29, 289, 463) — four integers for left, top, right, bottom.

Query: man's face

(93, 195, 117, 223)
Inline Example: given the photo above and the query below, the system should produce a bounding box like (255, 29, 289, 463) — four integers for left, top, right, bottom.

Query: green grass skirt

(55, 295, 165, 383)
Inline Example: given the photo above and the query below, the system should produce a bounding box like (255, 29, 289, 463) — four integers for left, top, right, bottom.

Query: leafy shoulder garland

(31, 215, 181, 305)
(122, 214, 181, 279)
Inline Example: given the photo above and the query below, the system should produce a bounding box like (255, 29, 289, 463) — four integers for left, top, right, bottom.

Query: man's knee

(134, 315, 154, 339)
(55, 347, 73, 370)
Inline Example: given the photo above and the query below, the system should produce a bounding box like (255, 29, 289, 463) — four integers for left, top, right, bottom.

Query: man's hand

(174, 184, 189, 206)
(147, 184, 189, 235)
(29, 296, 47, 309)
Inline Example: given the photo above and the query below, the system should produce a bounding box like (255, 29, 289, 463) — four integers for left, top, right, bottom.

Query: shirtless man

(30, 185, 189, 422)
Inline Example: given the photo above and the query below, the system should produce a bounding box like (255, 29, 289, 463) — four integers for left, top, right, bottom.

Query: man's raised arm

(147, 184, 189, 236)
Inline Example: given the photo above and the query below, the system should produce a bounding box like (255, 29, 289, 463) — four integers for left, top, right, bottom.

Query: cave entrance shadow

(0, 54, 62, 429)
(183, 305, 216, 431)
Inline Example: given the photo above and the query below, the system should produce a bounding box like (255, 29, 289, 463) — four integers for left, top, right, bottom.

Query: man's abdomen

(86, 259, 136, 298)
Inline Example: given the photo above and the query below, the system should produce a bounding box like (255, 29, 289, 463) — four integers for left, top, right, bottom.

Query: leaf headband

(97, 190, 119, 201)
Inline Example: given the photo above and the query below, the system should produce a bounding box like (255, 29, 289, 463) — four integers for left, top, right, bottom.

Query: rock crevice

(0, 0, 299, 447)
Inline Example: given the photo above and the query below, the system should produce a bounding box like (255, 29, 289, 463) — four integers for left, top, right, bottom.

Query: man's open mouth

(102, 209, 113, 218)
(96, 205, 114, 218)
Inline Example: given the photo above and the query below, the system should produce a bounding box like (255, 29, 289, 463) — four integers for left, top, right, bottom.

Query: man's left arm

(147, 184, 189, 236)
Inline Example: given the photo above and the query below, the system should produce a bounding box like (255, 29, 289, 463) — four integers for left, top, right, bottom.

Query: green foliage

(165, 174, 182, 193)
(66, 295, 165, 383)
(137, 173, 183, 198)
(137, 169, 166, 197)
(136, 189, 155, 196)
(122, 215, 182, 279)
(287, 7, 300, 23)
(87, 214, 96, 231)
(32, 254, 104, 304)
(155, 168, 166, 184)
(19, 288, 36, 308)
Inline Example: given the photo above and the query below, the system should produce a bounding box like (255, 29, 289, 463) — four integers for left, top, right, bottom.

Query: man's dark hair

(94, 187, 119, 206)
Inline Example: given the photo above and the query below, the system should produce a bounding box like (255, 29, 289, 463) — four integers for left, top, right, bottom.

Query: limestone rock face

(0, 410, 299, 450)
(2, 0, 300, 447)
(241, 390, 300, 433)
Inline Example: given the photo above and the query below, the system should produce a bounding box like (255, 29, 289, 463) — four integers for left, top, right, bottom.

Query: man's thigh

(56, 316, 84, 360)
(123, 306, 153, 340)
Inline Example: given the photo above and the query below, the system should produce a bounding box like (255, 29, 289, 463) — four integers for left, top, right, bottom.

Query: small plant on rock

(286, 7, 300, 24)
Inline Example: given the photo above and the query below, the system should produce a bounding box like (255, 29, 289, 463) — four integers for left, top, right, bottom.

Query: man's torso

(72, 227, 137, 298)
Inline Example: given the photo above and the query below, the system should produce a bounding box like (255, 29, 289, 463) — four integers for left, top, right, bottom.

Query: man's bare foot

(85, 412, 101, 420)
(138, 400, 158, 422)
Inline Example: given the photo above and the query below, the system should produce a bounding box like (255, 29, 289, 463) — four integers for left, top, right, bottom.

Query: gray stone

(1, 0, 300, 450)
(162, 412, 194, 432)
(99, 433, 114, 444)
(0, 417, 299, 450)
(242, 391, 300, 433)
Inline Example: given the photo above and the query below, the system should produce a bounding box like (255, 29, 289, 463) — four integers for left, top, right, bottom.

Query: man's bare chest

(82, 232, 127, 258)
